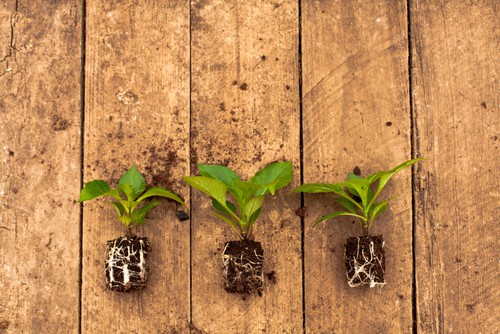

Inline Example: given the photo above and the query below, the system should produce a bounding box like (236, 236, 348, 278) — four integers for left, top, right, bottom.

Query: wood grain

(302, 1, 413, 333)
(0, 1, 82, 333)
(190, 0, 301, 333)
(411, 1, 499, 332)
(82, 1, 191, 332)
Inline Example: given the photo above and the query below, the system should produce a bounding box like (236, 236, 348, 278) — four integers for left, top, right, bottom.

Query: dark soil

(222, 239, 264, 295)
(344, 235, 385, 288)
(105, 236, 152, 292)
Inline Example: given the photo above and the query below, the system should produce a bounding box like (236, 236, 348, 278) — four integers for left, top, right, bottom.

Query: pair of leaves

(79, 166, 186, 229)
(294, 158, 423, 232)
(184, 161, 293, 238)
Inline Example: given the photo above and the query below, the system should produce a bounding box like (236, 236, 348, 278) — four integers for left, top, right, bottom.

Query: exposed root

(105, 236, 151, 292)
(345, 235, 385, 288)
(222, 240, 264, 295)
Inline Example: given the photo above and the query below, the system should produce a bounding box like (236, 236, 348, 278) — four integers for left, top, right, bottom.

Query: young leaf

(339, 179, 370, 207)
(108, 201, 125, 216)
(118, 165, 146, 201)
(131, 201, 160, 226)
(335, 197, 357, 214)
(369, 158, 423, 207)
(136, 187, 186, 207)
(293, 183, 343, 194)
(79, 180, 113, 202)
(247, 208, 262, 232)
(183, 176, 227, 206)
(212, 199, 237, 217)
(313, 211, 366, 227)
(198, 164, 241, 190)
(242, 196, 265, 222)
(369, 200, 389, 221)
(250, 161, 293, 195)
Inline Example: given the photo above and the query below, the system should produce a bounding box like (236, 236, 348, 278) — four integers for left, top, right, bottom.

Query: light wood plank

(411, 1, 499, 332)
(0, 1, 82, 332)
(82, 1, 191, 332)
(302, 1, 413, 332)
(190, 0, 302, 333)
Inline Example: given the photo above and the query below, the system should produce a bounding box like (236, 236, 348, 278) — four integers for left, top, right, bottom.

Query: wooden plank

(411, 1, 499, 332)
(190, 0, 301, 332)
(82, 1, 190, 332)
(302, 1, 413, 332)
(0, 1, 81, 333)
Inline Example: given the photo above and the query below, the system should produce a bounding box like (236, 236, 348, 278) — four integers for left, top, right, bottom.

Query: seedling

(184, 161, 293, 294)
(79, 165, 187, 292)
(294, 158, 422, 287)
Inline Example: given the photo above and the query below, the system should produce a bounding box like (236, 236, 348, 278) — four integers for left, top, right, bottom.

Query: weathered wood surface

(0, 0, 498, 333)
(82, 1, 191, 333)
(190, 0, 302, 333)
(0, 1, 82, 333)
(302, 1, 414, 333)
(411, 1, 499, 333)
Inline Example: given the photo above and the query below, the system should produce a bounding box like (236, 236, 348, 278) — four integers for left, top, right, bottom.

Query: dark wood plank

(302, 1, 413, 332)
(0, 1, 82, 332)
(411, 1, 499, 332)
(82, 1, 191, 332)
(190, 0, 302, 332)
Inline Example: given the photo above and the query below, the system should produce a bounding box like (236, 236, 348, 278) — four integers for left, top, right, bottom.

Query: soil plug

(184, 161, 293, 295)
(79, 165, 187, 292)
(294, 158, 423, 288)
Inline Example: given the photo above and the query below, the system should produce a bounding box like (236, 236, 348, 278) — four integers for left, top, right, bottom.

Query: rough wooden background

(0, 1, 497, 333)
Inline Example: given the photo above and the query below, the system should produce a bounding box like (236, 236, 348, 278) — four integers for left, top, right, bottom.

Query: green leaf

(369, 200, 389, 221)
(247, 207, 262, 232)
(79, 180, 113, 202)
(242, 196, 264, 222)
(231, 180, 262, 209)
(339, 179, 370, 207)
(198, 164, 241, 189)
(212, 199, 237, 217)
(118, 166, 146, 201)
(335, 197, 357, 214)
(293, 183, 343, 194)
(136, 187, 186, 207)
(347, 172, 362, 180)
(131, 201, 160, 226)
(313, 211, 366, 227)
(250, 161, 293, 195)
(108, 201, 125, 216)
(184, 176, 242, 225)
(212, 213, 243, 239)
(184, 176, 228, 206)
(369, 158, 423, 207)
(117, 215, 132, 228)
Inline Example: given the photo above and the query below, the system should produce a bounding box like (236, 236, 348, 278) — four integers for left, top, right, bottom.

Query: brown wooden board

(302, 1, 413, 332)
(82, 1, 191, 332)
(190, 0, 301, 333)
(0, 1, 82, 333)
(411, 1, 499, 332)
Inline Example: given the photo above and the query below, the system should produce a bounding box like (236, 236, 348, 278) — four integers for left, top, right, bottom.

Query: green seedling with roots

(294, 158, 423, 235)
(184, 161, 293, 240)
(79, 165, 186, 235)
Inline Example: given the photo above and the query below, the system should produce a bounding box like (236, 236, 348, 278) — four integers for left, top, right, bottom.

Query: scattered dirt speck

(239, 83, 248, 90)
(275, 57, 279, 61)
(8, 150, 14, 157)
(219, 102, 226, 112)
(274, 3, 280, 8)
(0, 320, 10, 330)
(295, 207, 306, 218)
(265, 271, 277, 284)
(285, 85, 290, 90)
(481, 102, 487, 109)
(116, 90, 139, 105)
(52, 115, 71, 131)
(386, 121, 392, 126)
(466, 303, 476, 313)
(353, 166, 361, 175)
(261, 55, 267, 61)
(232, 80, 238, 85)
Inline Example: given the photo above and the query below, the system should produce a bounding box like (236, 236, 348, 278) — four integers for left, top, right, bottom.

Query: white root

(105, 237, 150, 292)
(345, 238, 385, 288)
(222, 243, 264, 294)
